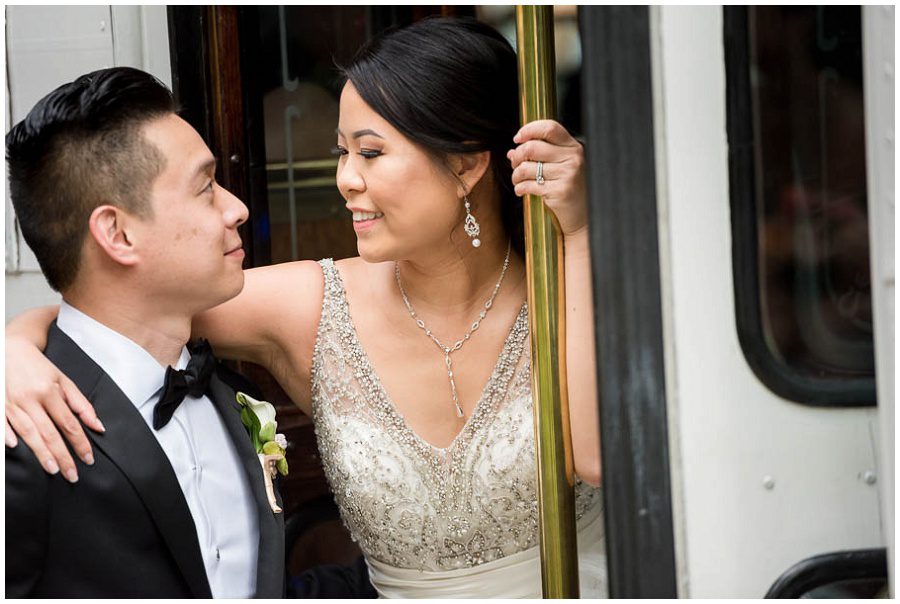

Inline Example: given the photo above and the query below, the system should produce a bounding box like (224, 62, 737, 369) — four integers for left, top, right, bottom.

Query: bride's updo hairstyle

(341, 17, 524, 254)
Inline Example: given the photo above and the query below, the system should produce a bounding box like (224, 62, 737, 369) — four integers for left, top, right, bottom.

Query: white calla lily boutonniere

(237, 392, 288, 513)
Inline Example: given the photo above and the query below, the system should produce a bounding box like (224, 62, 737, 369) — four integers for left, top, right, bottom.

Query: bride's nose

(336, 157, 366, 198)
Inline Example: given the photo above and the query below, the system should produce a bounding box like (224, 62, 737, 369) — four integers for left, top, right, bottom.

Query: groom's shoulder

(44, 322, 106, 395)
(45, 321, 86, 365)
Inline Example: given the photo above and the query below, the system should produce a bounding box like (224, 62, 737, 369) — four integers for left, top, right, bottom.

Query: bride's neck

(394, 236, 519, 314)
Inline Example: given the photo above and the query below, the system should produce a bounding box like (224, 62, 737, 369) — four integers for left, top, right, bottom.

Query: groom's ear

(87, 205, 140, 266)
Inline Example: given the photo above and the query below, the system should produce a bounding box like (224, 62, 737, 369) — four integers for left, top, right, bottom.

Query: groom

(5, 67, 343, 598)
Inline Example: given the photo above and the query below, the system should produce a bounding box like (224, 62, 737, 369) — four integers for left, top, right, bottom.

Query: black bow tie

(153, 339, 216, 430)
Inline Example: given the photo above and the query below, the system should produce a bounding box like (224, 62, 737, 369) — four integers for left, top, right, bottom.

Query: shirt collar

(56, 301, 191, 408)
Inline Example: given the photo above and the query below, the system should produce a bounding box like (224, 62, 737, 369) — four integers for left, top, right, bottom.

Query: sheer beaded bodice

(310, 259, 602, 571)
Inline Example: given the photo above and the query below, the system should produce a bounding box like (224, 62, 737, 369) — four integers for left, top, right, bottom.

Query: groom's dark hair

(6, 67, 175, 292)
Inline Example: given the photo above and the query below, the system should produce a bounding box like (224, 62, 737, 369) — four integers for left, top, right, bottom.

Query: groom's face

(129, 114, 249, 313)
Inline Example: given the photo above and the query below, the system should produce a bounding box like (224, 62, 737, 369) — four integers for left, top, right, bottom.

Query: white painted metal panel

(654, 6, 883, 597)
(6, 6, 115, 124)
(649, 6, 689, 597)
(136, 6, 173, 90)
(5, 273, 67, 322)
(108, 5, 172, 89)
(863, 4, 895, 595)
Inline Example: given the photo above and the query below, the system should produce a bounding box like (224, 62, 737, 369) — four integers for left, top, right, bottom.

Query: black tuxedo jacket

(5, 324, 284, 598)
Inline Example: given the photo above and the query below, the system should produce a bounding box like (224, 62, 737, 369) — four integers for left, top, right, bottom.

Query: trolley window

(725, 6, 876, 405)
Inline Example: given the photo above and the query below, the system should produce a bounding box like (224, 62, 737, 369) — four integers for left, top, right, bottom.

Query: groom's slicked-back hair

(6, 67, 175, 292)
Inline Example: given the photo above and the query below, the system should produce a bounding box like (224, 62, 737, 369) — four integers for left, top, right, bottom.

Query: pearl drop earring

(463, 195, 481, 248)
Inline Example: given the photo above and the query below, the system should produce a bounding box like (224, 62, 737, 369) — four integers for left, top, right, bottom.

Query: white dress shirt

(57, 302, 260, 598)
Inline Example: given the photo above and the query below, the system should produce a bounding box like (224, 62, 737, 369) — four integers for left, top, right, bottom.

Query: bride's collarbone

(339, 262, 524, 432)
(373, 337, 500, 391)
(365, 316, 514, 377)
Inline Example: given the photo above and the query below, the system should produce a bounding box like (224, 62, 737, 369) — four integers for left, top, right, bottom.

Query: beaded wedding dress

(310, 259, 608, 598)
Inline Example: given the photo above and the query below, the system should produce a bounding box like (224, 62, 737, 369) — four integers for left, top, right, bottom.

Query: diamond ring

(535, 161, 545, 185)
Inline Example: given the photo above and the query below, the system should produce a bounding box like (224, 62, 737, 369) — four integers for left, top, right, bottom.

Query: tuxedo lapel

(207, 374, 285, 598)
(46, 324, 213, 599)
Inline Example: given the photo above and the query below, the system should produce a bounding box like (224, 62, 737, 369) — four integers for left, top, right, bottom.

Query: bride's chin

(356, 239, 393, 264)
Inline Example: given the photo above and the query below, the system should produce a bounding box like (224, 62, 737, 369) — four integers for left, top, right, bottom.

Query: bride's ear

(449, 150, 492, 198)
(87, 205, 140, 266)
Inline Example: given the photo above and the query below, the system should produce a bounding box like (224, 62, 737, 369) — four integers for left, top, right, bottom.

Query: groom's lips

(225, 243, 245, 258)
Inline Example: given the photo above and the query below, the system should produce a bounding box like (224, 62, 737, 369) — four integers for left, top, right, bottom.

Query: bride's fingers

(11, 394, 81, 482)
(61, 374, 104, 435)
(510, 159, 578, 187)
(506, 139, 566, 169)
(5, 418, 18, 448)
(48, 382, 95, 466)
(510, 161, 542, 187)
(513, 119, 579, 147)
(7, 404, 66, 478)
(514, 178, 551, 200)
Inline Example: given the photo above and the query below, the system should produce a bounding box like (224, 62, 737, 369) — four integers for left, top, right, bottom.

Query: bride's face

(335, 81, 463, 263)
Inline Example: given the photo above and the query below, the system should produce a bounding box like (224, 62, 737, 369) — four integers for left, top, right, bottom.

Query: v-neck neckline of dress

(327, 260, 528, 456)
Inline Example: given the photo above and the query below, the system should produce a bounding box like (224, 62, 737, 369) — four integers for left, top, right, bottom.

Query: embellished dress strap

(316, 258, 340, 305)
(310, 258, 349, 408)
(313, 258, 349, 333)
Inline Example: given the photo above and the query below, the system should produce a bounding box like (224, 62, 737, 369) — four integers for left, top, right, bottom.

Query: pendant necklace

(395, 241, 512, 418)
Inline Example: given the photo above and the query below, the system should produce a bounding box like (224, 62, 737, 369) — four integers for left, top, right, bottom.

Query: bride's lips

(349, 208, 383, 233)
(352, 217, 381, 233)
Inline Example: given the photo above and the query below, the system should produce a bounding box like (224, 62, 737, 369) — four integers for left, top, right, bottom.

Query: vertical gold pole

(515, 6, 580, 599)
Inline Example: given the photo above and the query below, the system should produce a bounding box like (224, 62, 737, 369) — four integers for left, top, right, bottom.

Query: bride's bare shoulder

(333, 256, 392, 286)
(332, 257, 396, 313)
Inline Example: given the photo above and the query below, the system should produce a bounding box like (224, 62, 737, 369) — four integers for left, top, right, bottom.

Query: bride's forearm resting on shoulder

(6, 305, 58, 349)
(563, 228, 602, 487)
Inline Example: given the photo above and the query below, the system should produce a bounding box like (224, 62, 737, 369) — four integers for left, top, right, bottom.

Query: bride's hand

(6, 336, 102, 482)
(507, 119, 587, 237)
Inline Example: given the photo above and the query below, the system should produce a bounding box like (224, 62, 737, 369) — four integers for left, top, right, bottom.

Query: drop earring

(463, 195, 481, 248)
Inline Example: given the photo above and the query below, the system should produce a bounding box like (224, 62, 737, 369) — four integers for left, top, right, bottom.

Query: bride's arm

(192, 260, 324, 415)
(509, 120, 602, 487)
(560, 230, 602, 486)
(5, 260, 325, 479)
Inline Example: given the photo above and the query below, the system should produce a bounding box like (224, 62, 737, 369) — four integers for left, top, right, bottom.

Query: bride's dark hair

(340, 17, 523, 255)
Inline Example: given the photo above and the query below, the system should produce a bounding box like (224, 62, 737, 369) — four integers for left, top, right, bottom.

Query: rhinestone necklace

(395, 241, 512, 418)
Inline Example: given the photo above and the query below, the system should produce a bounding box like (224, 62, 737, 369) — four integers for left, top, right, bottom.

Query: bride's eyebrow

(335, 128, 385, 140)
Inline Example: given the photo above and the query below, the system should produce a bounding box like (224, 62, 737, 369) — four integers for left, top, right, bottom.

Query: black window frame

(582, 6, 678, 597)
(764, 548, 888, 598)
(723, 6, 876, 407)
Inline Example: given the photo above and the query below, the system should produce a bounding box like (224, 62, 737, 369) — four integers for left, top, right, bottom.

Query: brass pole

(515, 6, 580, 599)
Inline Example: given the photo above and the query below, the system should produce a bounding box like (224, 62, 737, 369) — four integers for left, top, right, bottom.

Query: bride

(6, 17, 606, 598)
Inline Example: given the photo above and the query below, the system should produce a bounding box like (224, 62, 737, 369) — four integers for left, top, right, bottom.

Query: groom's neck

(63, 290, 193, 368)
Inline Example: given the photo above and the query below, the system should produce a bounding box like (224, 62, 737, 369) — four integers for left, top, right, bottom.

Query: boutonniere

(237, 392, 289, 514)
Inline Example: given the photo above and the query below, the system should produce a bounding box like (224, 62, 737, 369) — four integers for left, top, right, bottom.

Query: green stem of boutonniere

(237, 392, 289, 476)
